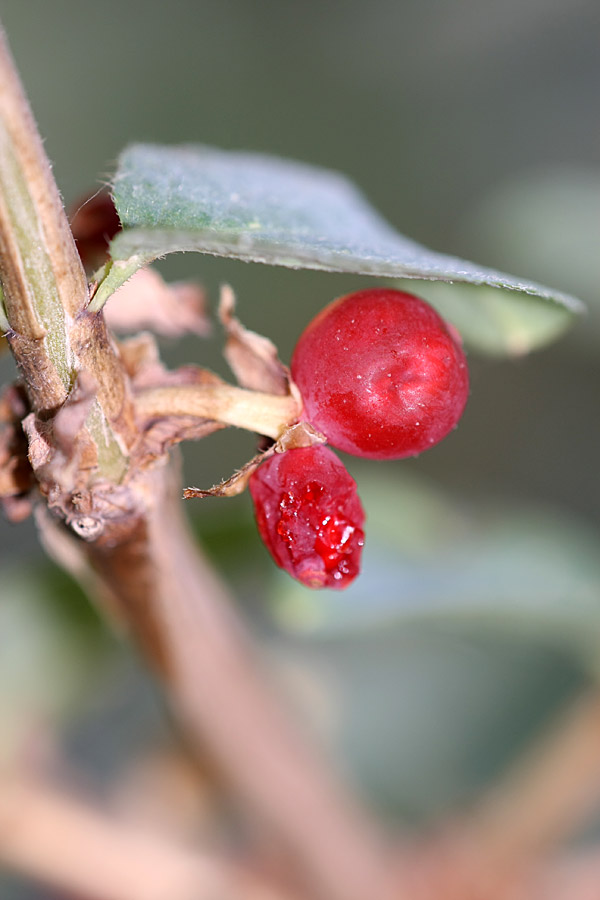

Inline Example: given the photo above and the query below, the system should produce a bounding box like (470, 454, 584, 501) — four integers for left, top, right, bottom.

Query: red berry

(249, 445, 365, 590)
(291, 288, 469, 460)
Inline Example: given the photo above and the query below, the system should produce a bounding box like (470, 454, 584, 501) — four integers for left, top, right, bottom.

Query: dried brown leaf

(104, 268, 211, 338)
(219, 284, 290, 395)
(115, 335, 232, 462)
(183, 421, 326, 500)
(1, 493, 33, 522)
(275, 421, 327, 452)
(0, 384, 34, 512)
(118, 332, 162, 379)
(0, 444, 32, 497)
(119, 333, 224, 393)
(20, 370, 101, 511)
(140, 417, 226, 461)
(183, 444, 276, 500)
(22, 413, 53, 473)
(0, 382, 29, 423)
(0, 435, 31, 497)
(69, 187, 122, 272)
(52, 370, 96, 455)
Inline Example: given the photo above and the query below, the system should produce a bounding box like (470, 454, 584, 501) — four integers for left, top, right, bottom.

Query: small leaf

(104, 268, 210, 338)
(103, 145, 584, 353)
(395, 279, 576, 357)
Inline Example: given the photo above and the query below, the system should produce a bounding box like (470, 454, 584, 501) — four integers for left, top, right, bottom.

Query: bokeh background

(1, 1, 599, 895)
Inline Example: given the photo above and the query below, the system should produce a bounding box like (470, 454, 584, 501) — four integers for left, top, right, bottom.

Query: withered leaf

(104, 267, 211, 339)
(52, 370, 97, 456)
(219, 284, 290, 395)
(139, 417, 226, 461)
(183, 421, 326, 499)
(183, 444, 276, 499)
(0, 384, 35, 513)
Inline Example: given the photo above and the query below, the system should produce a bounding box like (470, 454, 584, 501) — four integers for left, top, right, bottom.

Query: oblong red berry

(249, 445, 365, 590)
(291, 288, 469, 460)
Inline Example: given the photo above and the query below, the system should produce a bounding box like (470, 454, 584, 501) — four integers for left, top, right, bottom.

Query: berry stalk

(135, 383, 301, 439)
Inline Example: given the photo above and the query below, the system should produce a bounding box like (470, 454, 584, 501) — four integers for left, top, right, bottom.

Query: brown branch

(38, 455, 398, 900)
(536, 848, 600, 900)
(466, 686, 600, 872)
(0, 775, 294, 900)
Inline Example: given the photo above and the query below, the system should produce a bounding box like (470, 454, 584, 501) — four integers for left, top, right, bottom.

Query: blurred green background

(1, 1, 599, 895)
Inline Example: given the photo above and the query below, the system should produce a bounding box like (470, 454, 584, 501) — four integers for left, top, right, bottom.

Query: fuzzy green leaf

(104, 144, 583, 353)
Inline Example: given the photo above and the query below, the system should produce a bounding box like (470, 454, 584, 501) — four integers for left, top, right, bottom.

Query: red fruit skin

(249, 445, 365, 590)
(291, 288, 469, 460)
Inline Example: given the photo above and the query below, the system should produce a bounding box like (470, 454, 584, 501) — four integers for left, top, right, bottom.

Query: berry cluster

(67, 195, 468, 590)
(251, 288, 469, 589)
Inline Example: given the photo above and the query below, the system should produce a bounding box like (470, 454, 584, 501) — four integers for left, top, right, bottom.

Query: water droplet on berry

(249, 446, 365, 590)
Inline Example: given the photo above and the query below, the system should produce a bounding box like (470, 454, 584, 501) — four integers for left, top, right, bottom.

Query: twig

(38, 456, 398, 900)
(535, 848, 600, 900)
(0, 774, 292, 900)
(467, 686, 600, 870)
(391, 688, 600, 900)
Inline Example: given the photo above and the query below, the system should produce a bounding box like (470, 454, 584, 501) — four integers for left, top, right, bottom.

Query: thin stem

(88, 255, 150, 313)
(468, 687, 600, 870)
(539, 849, 600, 900)
(0, 775, 292, 900)
(136, 383, 300, 439)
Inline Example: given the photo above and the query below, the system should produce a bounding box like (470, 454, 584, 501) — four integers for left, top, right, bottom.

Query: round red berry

(249, 445, 365, 590)
(290, 288, 469, 460)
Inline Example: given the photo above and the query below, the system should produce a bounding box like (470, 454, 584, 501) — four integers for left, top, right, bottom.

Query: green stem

(0, 27, 86, 410)
(88, 256, 149, 313)
(0, 24, 133, 480)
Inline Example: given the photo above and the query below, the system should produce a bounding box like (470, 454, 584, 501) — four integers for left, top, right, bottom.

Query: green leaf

(395, 279, 576, 356)
(458, 166, 600, 354)
(101, 144, 583, 354)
